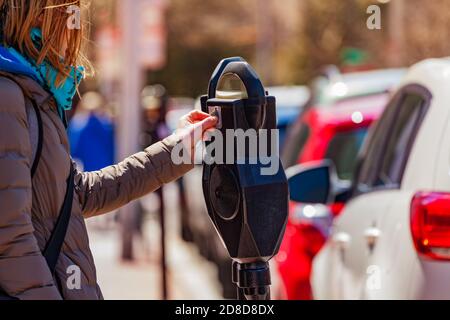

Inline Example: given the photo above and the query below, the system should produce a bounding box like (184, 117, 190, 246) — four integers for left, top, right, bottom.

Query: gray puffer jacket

(0, 72, 193, 300)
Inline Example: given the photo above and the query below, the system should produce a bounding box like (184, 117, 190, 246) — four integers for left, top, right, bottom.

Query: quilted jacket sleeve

(0, 77, 61, 300)
(75, 134, 194, 218)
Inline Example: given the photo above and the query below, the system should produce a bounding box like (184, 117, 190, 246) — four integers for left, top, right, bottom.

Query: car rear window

(373, 93, 426, 187)
(325, 128, 368, 181)
(354, 85, 431, 193)
(282, 122, 311, 169)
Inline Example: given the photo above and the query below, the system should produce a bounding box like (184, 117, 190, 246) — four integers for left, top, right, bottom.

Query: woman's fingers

(175, 111, 218, 153)
(176, 114, 217, 140)
(178, 110, 216, 132)
(187, 110, 212, 122)
(199, 115, 218, 131)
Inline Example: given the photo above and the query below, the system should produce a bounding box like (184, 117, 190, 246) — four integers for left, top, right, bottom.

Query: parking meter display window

(216, 73, 249, 100)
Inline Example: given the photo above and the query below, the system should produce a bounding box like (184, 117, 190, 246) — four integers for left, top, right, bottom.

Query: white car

(288, 58, 450, 299)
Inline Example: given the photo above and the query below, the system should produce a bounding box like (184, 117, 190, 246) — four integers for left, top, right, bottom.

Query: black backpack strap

(29, 100, 43, 178)
(43, 162, 74, 274)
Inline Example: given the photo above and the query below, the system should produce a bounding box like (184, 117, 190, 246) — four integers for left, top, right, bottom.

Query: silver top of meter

(216, 73, 249, 100)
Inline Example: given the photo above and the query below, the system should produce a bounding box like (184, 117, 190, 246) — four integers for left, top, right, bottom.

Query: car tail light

(411, 192, 450, 260)
(330, 202, 345, 217)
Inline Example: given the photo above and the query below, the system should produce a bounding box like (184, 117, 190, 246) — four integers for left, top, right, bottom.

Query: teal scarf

(6, 28, 84, 119)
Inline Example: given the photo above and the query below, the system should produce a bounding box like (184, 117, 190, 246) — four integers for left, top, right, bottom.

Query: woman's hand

(177, 110, 218, 136)
(174, 110, 218, 156)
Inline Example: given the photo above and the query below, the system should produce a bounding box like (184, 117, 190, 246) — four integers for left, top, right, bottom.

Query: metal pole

(157, 187, 168, 300)
(388, 0, 405, 66)
(118, 0, 142, 261)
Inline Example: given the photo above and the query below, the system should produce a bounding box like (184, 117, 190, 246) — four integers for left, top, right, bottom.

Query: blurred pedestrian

(68, 91, 115, 172)
(140, 85, 171, 147)
(0, 0, 217, 300)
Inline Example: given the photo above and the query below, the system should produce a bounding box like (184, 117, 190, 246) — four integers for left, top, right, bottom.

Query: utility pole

(117, 0, 143, 261)
(388, 0, 405, 66)
(256, 0, 275, 85)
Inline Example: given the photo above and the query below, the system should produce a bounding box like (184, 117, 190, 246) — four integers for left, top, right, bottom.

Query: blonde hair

(0, 0, 92, 85)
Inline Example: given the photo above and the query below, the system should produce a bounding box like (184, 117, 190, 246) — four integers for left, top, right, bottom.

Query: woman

(0, 0, 216, 300)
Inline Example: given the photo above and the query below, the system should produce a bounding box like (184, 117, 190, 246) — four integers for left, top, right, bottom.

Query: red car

(276, 93, 389, 300)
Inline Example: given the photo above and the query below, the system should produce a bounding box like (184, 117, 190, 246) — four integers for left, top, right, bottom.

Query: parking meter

(201, 58, 289, 300)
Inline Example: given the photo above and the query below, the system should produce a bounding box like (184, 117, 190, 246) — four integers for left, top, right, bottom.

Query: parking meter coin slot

(208, 106, 223, 129)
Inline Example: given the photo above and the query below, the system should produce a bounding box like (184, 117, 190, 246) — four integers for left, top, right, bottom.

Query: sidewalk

(87, 182, 223, 300)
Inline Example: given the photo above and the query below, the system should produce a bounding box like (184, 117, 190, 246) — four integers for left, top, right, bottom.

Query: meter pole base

(233, 261, 271, 301)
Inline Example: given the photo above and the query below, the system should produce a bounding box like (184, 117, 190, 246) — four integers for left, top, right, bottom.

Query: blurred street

(87, 182, 223, 300)
(47, 0, 450, 301)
